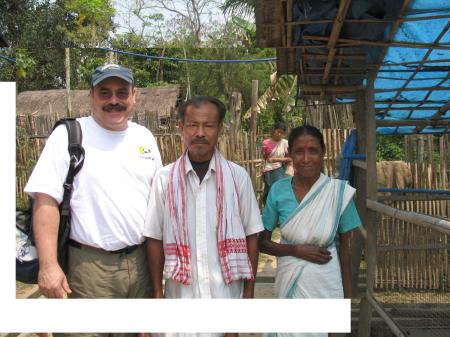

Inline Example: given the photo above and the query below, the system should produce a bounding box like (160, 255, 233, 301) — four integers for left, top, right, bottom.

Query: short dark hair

(178, 96, 226, 123)
(288, 125, 326, 152)
(274, 122, 287, 132)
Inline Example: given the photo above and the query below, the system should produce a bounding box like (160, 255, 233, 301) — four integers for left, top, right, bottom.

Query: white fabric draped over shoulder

(275, 173, 355, 302)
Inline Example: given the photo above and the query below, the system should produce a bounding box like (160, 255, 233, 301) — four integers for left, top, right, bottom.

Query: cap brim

(92, 73, 133, 87)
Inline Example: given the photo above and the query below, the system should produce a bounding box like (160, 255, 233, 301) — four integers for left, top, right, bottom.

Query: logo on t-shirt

(139, 145, 154, 160)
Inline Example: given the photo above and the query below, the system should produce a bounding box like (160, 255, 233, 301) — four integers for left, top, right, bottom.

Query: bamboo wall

(376, 163, 450, 290)
(16, 120, 351, 206)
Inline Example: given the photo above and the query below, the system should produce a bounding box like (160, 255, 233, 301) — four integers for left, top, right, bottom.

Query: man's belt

(68, 239, 141, 254)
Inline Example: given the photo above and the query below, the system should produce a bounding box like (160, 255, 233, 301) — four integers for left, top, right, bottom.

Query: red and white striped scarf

(164, 150, 254, 285)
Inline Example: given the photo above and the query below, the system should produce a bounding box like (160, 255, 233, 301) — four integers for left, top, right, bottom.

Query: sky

(112, 0, 229, 38)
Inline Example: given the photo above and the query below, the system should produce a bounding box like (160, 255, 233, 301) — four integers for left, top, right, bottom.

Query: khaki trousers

(53, 243, 151, 337)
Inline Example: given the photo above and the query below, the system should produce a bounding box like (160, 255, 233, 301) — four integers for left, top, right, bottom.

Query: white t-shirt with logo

(25, 116, 163, 250)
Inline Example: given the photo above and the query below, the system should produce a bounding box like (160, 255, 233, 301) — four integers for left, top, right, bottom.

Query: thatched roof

(17, 86, 181, 119)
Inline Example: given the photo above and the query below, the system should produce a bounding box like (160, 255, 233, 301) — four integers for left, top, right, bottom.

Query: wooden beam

(286, 0, 293, 47)
(372, 68, 450, 72)
(304, 67, 368, 72)
(430, 102, 450, 120)
(322, 0, 351, 84)
(279, 43, 363, 49)
(333, 48, 345, 97)
(374, 85, 450, 93)
(376, 100, 449, 104)
(302, 53, 367, 61)
(302, 35, 450, 50)
(375, 106, 443, 111)
(351, 89, 367, 302)
(377, 76, 448, 81)
(259, 14, 450, 26)
(358, 71, 378, 337)
(376, 119, 450, 127)
(380, 58, 450, 66)
(302, 84, 363, 93)
(303, 73, 366, 78)
(367, 199, 450, 235)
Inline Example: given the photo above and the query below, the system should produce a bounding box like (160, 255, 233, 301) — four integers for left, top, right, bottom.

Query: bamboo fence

(376, 162, 450, 290)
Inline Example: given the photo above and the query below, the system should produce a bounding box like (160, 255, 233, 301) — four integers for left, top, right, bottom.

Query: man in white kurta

(144, 96, 263, 302)
(144, 154, 263, 298)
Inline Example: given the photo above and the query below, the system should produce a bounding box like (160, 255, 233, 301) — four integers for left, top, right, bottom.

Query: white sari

(272, 174, 355, 337)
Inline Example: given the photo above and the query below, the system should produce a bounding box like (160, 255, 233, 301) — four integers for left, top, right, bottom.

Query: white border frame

(1, 82, 350, 333)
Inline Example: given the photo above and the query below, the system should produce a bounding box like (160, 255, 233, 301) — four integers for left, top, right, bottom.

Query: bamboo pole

(367, 199, 450, 235)
(377, 119, 450, 127)
(358, 72, 378, 337)
(302, 34, 450, 50)
(365, 291, 408, 337)
(250, 80, 258, 189)
(351, 90, 367, 299)
(65, 48, 72, 118)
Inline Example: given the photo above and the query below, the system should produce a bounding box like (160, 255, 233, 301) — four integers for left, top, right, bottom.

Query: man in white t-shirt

(25, 65, 162, 329)
(144, 97, 263, 317)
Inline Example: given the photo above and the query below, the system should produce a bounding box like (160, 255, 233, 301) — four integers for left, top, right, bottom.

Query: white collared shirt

(144, 155, 263, 298)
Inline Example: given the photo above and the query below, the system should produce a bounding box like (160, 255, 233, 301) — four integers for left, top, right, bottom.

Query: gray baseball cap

(91, 64, 134, 86)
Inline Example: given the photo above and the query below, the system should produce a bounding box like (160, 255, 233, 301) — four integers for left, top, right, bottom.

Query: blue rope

(97, 47, 277, 63)
(0, 54, 15, 63)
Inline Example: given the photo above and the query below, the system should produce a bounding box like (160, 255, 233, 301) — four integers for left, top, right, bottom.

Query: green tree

(15, 49, 36, 80)
(0, 0, 115, 48)
(0, 51, 16, 81)
(376, 135, 405, 161)
(57, 0, 115, 47)
(0, 0, 67, 48)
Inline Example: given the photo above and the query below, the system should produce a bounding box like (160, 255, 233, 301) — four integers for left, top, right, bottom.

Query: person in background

(261, 122, 291, 204)
(259, 125, 361, 337)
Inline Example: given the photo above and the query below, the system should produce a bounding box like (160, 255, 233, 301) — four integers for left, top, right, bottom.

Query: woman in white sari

(259, 125, 361, 337)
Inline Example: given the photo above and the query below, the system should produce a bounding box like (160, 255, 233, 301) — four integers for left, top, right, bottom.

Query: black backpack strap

(51, 118, 85, 272)
(52, 118, 85, 217)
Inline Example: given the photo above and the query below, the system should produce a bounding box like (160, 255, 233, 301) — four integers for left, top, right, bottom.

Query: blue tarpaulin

(291, 0, 450, 135)
(374, 0, 450, 134)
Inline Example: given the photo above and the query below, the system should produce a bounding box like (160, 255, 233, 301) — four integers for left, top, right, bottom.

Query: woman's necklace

(291, 178, 306, 204)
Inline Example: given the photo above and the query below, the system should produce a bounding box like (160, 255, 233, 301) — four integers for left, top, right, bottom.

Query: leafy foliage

(15, 49, 36, 79)
(376, 135, 405, 161)
(58, 0, 115, 46)
(0, 0, 114, 48)
(0, 51, 16, 81)
(222, 0, 256, 18)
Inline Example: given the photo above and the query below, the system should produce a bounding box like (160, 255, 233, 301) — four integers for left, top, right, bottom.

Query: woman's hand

(292, 244, 332, 264)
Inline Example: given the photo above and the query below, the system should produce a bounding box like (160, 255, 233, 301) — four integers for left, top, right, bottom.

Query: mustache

(103, 104, 126, 112)
(192, 138, 209, 144)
